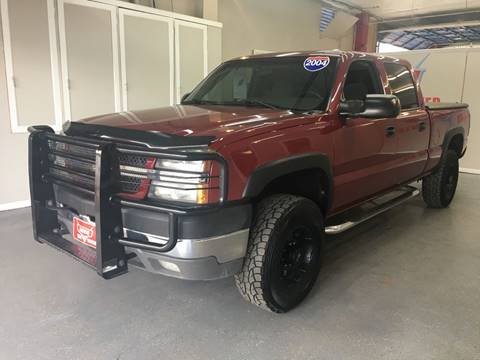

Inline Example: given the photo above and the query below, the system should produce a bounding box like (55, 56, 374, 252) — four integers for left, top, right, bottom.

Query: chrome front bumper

(125, 229, 249, 280)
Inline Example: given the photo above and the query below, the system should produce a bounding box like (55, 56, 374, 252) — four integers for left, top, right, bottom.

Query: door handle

(418, 121, 427, 132)
(385, 126, 396, 137)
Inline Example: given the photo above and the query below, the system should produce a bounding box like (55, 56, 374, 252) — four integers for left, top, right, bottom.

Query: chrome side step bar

(325, 185, 420, 235)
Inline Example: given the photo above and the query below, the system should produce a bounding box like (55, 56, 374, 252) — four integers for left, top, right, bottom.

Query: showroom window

(384, 62, 419, 110)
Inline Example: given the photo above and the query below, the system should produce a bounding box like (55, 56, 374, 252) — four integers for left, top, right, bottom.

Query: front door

(332, 60, 399, 212)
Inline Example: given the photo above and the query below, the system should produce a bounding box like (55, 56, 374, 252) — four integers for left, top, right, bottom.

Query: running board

(325, 186, 420, 235)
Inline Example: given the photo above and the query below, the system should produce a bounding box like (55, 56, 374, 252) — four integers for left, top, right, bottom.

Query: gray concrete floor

(1, 174, 479, 360)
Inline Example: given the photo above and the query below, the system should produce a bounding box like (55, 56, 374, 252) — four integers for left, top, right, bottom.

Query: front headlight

(156, 159, 205, 173)
(148, 159, 211, 204)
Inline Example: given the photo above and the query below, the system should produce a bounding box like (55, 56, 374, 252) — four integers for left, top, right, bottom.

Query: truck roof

(230, 50, 403, 64)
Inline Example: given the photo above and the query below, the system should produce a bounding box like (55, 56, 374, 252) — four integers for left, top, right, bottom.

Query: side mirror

(339, 99, 365, 115)
(340, 95, 401, 119)
(181, 92, 191, 104)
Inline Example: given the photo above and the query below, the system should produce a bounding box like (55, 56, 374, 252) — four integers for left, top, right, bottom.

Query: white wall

(155, 0, 202, 17)
(120, 0, 203, 18)
(218, 0, 356, 60)
(386, 47, 480, 173)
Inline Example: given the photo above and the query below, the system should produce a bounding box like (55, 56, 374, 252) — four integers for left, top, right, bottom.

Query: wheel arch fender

(242, 153, 334, 212)
(442, 127, 465, 157)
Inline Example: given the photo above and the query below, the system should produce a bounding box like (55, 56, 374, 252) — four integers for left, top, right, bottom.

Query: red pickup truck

(29, 51, 470, 313)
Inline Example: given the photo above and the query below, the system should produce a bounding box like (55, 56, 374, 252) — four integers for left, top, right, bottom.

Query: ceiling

(320, 0, 480, 49)
(321, 0, 480, 49)
(339, 0, 480, 19)
(379, 24, 480, 49)
(375, 7, 480, 49)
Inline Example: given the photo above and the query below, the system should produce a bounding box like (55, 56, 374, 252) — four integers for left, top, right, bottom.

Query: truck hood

(79, 105, 302, 140)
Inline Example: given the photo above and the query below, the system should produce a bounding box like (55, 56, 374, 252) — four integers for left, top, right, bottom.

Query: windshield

(183, 56, 338, 113)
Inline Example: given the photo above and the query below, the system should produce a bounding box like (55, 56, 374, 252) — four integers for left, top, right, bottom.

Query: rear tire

(422, 149, 459, 208)
(235, 194, 324, 313)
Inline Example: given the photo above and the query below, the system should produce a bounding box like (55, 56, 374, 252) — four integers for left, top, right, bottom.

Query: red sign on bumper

(73, 217, 96, 249)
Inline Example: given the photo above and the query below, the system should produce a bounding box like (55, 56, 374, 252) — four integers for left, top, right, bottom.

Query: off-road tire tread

(422, 149, 458, 208)
(234, 194, 307, 313)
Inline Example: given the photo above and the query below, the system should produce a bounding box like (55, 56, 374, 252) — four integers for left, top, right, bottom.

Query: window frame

(383, 61, 421, 111)
(341, 59, 386, 102)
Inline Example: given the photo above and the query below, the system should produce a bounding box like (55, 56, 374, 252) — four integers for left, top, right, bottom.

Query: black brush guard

(28, 125, 228, 279)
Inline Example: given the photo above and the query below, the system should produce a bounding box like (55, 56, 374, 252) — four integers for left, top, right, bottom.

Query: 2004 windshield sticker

(303, 56, 330, 72)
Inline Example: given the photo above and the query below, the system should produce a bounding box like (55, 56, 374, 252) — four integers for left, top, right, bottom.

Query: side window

(343, 61, 383, 101)
(384, 63, 419, 110)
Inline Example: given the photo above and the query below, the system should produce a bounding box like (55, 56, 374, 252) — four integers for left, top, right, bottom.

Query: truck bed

(425, 103, 469, 110)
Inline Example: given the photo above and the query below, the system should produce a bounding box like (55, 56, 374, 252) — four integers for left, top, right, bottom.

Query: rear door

(383, 62, 430, 183)
(332, 60, 398, 211)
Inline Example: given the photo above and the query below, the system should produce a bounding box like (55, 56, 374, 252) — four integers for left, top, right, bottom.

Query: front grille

(120, 175, 145, 193)
(48, 140, 96, 160)
(49, 166, 95, 188)
(46, 139, 151, 194)
(118, 153, 148, 168)
(48, 154, 96, 174)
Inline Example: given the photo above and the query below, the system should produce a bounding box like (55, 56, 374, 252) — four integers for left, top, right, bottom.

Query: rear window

(384, 62, 419, 110)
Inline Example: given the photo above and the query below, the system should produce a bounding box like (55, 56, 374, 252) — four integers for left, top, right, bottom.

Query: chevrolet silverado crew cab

(29, 51, 470, 313)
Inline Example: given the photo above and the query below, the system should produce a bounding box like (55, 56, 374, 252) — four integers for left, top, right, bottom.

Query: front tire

(235, 194, 324, 313)
(422, 149, 459, 208)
